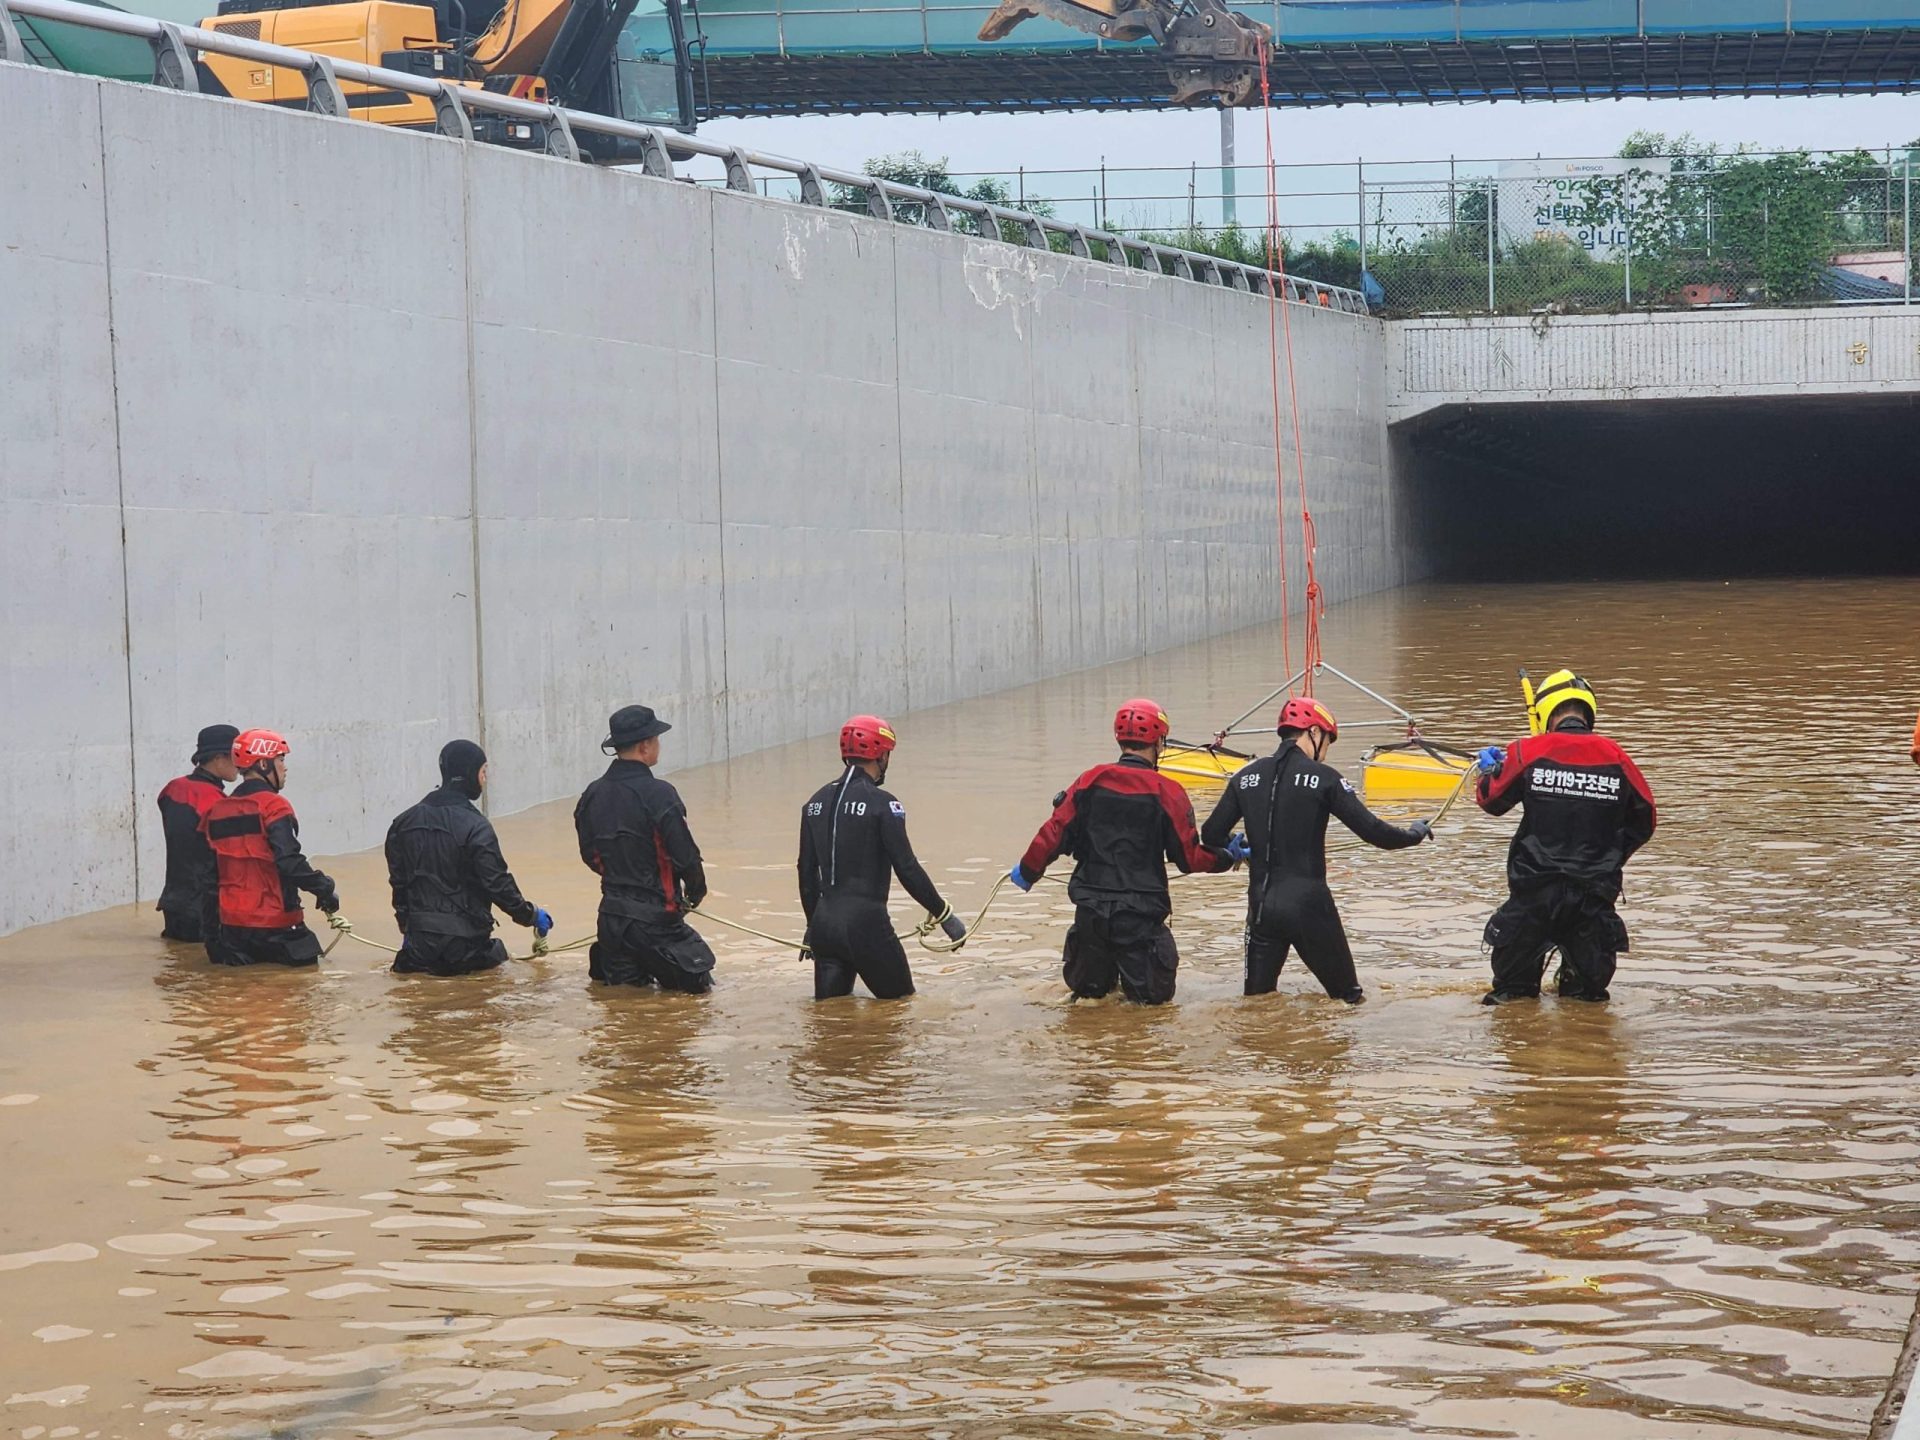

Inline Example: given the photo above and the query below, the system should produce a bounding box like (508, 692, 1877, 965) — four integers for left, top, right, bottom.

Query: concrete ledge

(1389, 305, 1920, 423)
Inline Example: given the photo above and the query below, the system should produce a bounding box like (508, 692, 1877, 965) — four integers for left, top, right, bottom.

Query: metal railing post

(0, 1, 24, 61)
(1906, 154, 1913, 305)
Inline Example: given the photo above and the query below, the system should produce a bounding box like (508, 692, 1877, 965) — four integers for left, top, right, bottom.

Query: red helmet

(233, 728, 290, 765)
(839, 715, 897, 761)
(1114, 698, 1170, 745)
(1277, 697, 1339, 740)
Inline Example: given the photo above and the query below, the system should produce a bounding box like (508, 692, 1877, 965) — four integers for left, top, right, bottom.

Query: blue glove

(1008, 864, 1033, 892)
(534, 907, 553, 938)
(1475, 746, 1506, 773)
(1225, 833, 1252, 863)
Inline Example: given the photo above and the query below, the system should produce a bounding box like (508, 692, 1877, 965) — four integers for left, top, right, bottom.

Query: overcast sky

(704, 93, 1920, 177)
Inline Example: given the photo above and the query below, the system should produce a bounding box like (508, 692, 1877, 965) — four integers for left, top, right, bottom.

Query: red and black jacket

(1017, 752, 1231, 918)
(1477, 727, 1657, 896)
(156, 768, 227, 916)
(200, 779, 339, 930)
(574, 759, 707, 919)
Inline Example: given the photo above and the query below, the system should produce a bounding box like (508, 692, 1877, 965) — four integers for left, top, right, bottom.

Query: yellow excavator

(194, 0, 692, 147)
(976, 0, 1269, 106)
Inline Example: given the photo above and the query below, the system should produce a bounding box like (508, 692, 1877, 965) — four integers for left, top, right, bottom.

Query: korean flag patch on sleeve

(1340, 778, 1357, 793)
(889, 800, 906, 817)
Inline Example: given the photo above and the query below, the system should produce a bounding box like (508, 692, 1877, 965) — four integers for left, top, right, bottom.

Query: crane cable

(1257, 43, 1325, 692)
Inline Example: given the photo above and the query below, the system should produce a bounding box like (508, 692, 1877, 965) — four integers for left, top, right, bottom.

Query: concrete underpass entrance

(1396, 392, 1920, 579)
(1387, 307, 1920, 579)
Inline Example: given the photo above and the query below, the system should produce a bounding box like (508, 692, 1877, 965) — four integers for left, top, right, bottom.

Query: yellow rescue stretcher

(1160, 735, 1475, 805)
(1355, 737, 1477, 803)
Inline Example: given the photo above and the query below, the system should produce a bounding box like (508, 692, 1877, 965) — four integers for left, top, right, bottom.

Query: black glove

(317, 891, 341, 916)
(1407, 819, 1433, 843)
(939, 912, 967, 945)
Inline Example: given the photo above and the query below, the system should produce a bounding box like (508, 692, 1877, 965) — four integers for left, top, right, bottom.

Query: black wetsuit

(385, 784, 538, 976)
(798, 767, 950, 1000)
(156, 767, 227, 941)
(1017, 752, 1232, 1005)
(574, 758, 715, 992)
(1476, 722, 1657, 1000)
(1202, 739, 1423, 1000)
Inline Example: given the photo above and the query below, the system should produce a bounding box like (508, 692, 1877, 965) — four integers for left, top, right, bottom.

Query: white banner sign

(1497, 158, 1671, 260)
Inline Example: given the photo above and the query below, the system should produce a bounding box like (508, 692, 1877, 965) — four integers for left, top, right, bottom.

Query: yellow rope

(1428, 760, 1485, 829)
(333, 926, 589, 966)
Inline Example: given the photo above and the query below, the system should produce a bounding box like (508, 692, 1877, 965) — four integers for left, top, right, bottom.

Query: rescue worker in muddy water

(1474, 670, 1657, 1005)
(1200, 696, 1431, 1005)
(574, 705, 718, 993)
(797, 715, 969, 1000)
(199, 729, 348, 968)
(154, 723, 239, 942)
(383, 739, 554, 977)
(1009, 698, 1236, 1005)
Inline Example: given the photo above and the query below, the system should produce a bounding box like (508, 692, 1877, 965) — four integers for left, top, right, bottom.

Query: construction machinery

(975, 0, 1268, 106)
(194, 0, 694, 148)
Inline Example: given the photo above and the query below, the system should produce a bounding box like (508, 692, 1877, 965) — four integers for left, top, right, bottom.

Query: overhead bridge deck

(15, 0, 1920, 114)
(663, 0, 1920, 115)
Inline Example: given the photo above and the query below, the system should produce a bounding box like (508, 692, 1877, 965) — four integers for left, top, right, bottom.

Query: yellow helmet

(1531, 670, 1598, 731)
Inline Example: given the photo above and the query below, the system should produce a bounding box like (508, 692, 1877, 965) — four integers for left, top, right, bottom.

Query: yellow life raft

(1159, 736, 1475, 806)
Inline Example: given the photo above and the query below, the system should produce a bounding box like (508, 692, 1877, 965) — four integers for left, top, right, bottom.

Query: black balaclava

(439, 739, 488, 800)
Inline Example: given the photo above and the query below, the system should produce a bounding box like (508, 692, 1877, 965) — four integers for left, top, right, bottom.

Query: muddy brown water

(3, 579, 1918, 1439)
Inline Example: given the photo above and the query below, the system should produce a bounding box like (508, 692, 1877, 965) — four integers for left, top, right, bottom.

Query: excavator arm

(977, 0, 1269, 106)
(466, 0, 639, 107)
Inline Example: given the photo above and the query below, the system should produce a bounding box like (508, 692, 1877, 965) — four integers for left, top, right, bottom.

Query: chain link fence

(750, 148, 1914, 314)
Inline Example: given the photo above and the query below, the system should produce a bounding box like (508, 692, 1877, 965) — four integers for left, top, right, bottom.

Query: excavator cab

(196, 0, 696, 143)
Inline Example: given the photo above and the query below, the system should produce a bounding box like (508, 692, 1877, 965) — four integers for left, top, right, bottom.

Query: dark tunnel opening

(1395, 392, 1920, 580)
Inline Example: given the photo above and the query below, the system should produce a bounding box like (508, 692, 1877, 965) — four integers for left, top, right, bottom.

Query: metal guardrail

(0, 0, 1369, 314)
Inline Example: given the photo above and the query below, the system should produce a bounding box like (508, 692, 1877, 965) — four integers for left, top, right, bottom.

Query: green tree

(832, 151, 1053, 243)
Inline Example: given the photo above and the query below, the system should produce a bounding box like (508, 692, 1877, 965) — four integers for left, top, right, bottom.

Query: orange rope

(1258, 46, 1323, 692)
(1256, 59, 1292, 690)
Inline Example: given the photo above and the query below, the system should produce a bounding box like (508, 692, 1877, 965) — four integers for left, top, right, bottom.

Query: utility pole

(1357, 157, 1366, 279)
(1221, 108, 1237, 228)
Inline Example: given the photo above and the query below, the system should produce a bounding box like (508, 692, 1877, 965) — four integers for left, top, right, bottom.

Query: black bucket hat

(193, 724, 240, 764)
(603, 705, 672, 753)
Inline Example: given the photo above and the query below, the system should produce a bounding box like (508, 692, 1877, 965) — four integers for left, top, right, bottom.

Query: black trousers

(207, 922, 323, 968)
(393, 932, 509, 977)
(160, 906, 207, 943)
(1061, 906, 1179, 1005)
(1484, 880, 1628, 999)
(1245, 879, 1364, 1001)
(807, 897, 914, 1000)
(590, 910, 716, 993)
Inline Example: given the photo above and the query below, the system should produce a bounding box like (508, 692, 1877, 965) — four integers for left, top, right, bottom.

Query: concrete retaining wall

(0, 63, 1400, 937)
